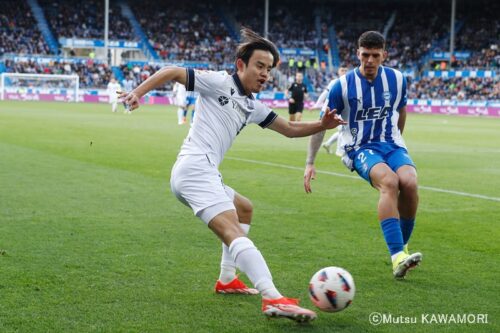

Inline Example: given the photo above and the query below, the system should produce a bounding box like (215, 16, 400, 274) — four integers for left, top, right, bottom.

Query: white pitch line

(225, 156, 500, 203)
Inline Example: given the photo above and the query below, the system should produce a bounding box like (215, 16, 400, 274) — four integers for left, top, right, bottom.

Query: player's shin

(380, 218, 405, 261)
(229, 237, 282, 300)
(400, 217, 415, 246)
(177, 108, 184, 124)
(219, 223, 250, 283)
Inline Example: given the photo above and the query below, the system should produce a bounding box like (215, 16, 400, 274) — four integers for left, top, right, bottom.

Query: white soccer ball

(308, 266, 355, 312)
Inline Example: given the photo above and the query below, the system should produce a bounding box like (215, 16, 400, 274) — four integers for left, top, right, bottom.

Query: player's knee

(223, 221, 250, 245)
(400, 172, 418, 194)
(377, 172, 399, 192)
(237, 197, 253, 224)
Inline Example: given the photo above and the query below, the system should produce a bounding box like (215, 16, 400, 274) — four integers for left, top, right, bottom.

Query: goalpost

(0, 73, 80, 102)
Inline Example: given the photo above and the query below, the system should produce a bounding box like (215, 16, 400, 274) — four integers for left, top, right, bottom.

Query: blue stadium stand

(119, 2, 160, 60)
(327, 25, 341, 68)
(215, 4, 240, 42)
(26, 0, 60, 55)
(112, 66, 125, 83)
(314, 15, 329, 66)
(419, 20, 465, 69)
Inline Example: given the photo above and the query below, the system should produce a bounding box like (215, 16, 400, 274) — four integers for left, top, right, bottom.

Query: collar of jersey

(355, 66, 383, 84)
(232, 73, 255, 99)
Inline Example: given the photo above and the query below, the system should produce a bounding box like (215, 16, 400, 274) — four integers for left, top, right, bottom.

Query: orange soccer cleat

(214, 276, 259, 295)
(262, 297, 317, 322)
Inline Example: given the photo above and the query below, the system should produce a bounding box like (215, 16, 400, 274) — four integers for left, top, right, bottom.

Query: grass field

(1, 100, 499, 332)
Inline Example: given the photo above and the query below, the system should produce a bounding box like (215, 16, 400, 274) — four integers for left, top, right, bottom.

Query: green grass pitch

(1, 100, 499, 332)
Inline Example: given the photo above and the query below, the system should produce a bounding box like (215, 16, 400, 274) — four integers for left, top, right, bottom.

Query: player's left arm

(267, 108, 346, 138)
(397, 74, 408, 134)
(398, 106, 407, 134)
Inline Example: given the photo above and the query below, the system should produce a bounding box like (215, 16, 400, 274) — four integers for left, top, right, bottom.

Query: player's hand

(304, 164, 316, 193)
(321, 107, 347, 130)
(289, 98, 295, 104)
(118, 91, 140, 111)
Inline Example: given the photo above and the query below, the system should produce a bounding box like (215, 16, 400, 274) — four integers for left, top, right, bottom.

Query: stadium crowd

(131, 1, 236, 65)
(40, 0, 135, 40)
(0, 0, 50, 56)
(409, 77, 498, 101)
(0, 0, 498, 100)
(4, 59, 113, 88)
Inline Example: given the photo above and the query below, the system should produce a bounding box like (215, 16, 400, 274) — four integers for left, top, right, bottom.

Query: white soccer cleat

(322, 143, 333, 154)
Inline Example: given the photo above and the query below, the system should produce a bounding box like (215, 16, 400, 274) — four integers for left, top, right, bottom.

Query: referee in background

(286, 72, 308, 121)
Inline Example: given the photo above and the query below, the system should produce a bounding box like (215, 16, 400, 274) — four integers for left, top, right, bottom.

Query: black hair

(358, 31, 386, 49)
(235, 28, 280, 68)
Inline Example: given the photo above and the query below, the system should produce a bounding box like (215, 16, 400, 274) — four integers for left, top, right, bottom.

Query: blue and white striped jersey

(328, 66, 407, 157)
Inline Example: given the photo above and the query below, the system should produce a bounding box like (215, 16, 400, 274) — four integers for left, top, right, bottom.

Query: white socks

(325, 132, 339, 146)
(391, 251, 404, 262)
(219, 223, 250, 283)
(177, 108, 184, 124)
(229, 237, 282, 300)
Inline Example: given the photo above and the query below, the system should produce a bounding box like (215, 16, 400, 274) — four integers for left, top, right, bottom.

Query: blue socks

(400, 217, 415, 245)
(380, 218, 404, 255)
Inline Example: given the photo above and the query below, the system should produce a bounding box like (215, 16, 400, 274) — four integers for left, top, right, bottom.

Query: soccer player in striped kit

(304, 31, 422, 279)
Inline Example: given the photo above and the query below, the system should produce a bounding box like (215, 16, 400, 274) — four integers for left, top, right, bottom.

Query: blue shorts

(186, 96, 197, 106)
(351, 143, 415, 184)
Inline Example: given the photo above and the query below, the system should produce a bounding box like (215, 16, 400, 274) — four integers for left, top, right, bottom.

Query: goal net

(0, 73, 80, 102)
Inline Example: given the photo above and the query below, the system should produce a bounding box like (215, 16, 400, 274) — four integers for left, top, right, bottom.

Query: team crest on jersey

(351, 128, 358, 136)
(218, 96, 229, 106)
(383, 91, 392, 101)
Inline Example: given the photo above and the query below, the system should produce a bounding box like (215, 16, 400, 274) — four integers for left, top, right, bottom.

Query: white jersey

(173, 82, 187, 106)
(107, 82, 121, 102)
(181, 69, 277, 166)
(313, 78, 338, 111)
(122, 78, 134, 92)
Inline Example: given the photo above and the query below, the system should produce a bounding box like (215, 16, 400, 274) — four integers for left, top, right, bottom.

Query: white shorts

(175, 95, 187, 107)
(109, 97, 118, 104)
(170, 154, 236, 224)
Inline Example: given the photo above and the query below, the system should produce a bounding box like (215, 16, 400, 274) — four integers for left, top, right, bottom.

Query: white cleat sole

(216, 288, 259, 295)
(394, 252, 423, 279)
(263, 307, 316, 323)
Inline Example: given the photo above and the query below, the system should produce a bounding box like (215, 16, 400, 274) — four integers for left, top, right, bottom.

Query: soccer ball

(308, 266, 355, 312)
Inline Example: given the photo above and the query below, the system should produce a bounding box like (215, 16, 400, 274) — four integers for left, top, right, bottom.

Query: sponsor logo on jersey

(355, 106, 390, 121)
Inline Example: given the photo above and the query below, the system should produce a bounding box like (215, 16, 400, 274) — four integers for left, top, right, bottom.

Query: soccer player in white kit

(120, 28, 345, 322)
(173, 81, 187, 124)
(314, 67, 348, 155)
(107, 78, 122, 113)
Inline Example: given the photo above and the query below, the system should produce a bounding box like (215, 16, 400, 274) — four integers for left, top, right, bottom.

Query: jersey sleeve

(327, 80, 344, 115)
(250, 102, 278, 128)
(313, 89, 329, 108)
(185, 68, 225, 95)
(397, 76, 408, 110)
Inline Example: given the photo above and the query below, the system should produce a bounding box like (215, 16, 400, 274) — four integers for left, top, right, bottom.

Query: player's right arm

(120, 66, 187, 111)
(304, 79, 344, 193)
(304, 129, 325, 193)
